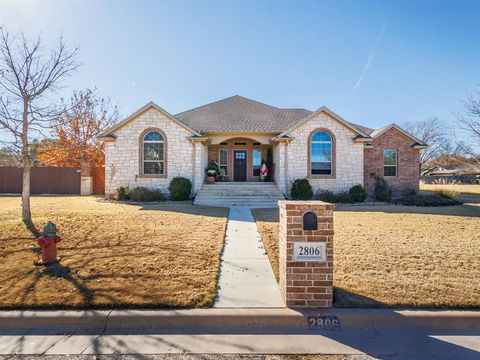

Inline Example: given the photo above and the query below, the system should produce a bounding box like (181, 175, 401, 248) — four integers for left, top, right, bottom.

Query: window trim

(138, 127, 167, 178)
(307, 128, 336, 179)
(383, 149, 397, 177)
(219, 148, 228, 175)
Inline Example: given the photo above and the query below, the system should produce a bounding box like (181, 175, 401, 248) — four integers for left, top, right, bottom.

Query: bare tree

(456, 87, 480, 168)
(0, 27, 79, 236)
(402, 117, 451, 170)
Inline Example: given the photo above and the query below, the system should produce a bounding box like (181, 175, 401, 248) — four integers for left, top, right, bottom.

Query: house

(99, 95, 427, 202)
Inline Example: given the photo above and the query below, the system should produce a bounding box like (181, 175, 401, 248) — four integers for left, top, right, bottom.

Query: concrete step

(195, 195, 284, 201)
(194, 201, 279, 208)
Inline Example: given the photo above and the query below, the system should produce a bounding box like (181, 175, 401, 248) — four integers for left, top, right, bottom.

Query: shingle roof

(175, 95, 312, 132)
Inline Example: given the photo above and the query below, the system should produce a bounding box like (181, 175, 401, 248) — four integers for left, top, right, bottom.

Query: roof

(99, 96, 425, 148)
(175, 95, 312, 133)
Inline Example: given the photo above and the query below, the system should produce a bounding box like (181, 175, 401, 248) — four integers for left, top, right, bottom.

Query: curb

(1, 308, 479, 333)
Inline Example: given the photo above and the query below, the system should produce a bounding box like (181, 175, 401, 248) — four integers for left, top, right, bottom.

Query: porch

(207, 137, 274, 182)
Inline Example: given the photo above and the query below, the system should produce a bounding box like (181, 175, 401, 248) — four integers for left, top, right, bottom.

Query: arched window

(142, 130, 165, 175)
(310, 130, 333, 176)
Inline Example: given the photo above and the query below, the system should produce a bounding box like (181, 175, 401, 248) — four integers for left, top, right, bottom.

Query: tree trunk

(21, 97, 39, 238)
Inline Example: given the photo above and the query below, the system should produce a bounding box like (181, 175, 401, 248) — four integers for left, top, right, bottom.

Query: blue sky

(1, 0, 480, 130)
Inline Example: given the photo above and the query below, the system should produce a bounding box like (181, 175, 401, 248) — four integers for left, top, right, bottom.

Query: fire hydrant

(35, 221, 62, 266)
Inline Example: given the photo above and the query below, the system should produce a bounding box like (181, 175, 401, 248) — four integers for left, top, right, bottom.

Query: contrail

(353, 18, 389, 91)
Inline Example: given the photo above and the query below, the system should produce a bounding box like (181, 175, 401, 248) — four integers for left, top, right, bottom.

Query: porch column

(189, 137, 209, 195)
(272, 137, 292, 196)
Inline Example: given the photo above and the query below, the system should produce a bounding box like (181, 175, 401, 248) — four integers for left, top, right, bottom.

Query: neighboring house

(99, 95, 427, 198)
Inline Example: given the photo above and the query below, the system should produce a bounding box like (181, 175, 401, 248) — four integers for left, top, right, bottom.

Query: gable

(99, 102, 201, 140)
(278, 106, 371, 140)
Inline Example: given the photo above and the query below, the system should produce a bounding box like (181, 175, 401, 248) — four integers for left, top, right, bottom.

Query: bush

(290, 178, 313, 200)
(398, 194, 462, 207)
(114, 186, 129, 201)
(169, 177, 192, 201)
(348, 184, 367, 203)
(335, 190, 354, 204)
(128, 187, 166, 202)
(374, 176, 392, 202)
(402, 188, 417, 197)
(316, 189, 336, 203)
(436, 188, 460, 199)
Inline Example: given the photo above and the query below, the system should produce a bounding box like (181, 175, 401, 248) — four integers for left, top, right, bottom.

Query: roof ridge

(174, 95, 241, 116)
(175, 95, 281, 116)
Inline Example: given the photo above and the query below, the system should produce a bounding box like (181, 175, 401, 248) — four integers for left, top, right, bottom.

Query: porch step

(194, 183, 285, 208)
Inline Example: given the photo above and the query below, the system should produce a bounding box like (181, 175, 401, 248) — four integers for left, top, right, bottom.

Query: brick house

(99, 95, 427, 202)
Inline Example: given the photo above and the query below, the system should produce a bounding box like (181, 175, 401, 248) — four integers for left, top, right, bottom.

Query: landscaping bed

(0, 196, 228, 309)
(253, 200, 480, 308)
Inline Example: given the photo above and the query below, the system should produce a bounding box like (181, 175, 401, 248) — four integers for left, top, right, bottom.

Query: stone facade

(104, 108, 197, 196)
(285, 112, 364, 195)
(364, 127, 421, 193)
(278, 200, 334, 308)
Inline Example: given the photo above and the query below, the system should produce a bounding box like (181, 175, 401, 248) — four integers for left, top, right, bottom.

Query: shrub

(348, 184, 367, 203)
(402, 188, 417, 197)
(169, 177, 192, 201)
(128, 187, 166, 202)
(290, 178, 313, 200)
(374, 176, 392, 202)
(398, 194, 462, 207)
(114, 186, 129, 201)
(436, 188, 460, 199)
(316, 189, 336, 203)
(335, 190, 354, 203)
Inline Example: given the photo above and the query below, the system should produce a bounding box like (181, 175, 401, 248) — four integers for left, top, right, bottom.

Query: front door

(233, 150, 247, 181)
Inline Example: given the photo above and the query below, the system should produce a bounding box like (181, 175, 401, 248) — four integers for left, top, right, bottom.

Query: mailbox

(302, 211, 318, 230)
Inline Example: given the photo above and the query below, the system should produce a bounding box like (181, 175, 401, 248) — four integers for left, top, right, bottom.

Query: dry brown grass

(253, 199, 480, 308)
(0, 196, 228, 309)
(420, 183, 480, 195)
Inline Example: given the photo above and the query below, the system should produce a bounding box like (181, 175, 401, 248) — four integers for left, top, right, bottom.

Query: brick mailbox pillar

(278, 200, 335, 308)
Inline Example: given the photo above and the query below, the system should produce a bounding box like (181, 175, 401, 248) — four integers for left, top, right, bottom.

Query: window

(383, 150, 397, 177)
(253, 149, 262, 176)
(310, 131, 332, 175)
(219, 148, 228, 175)
(142, 130, 165, 175)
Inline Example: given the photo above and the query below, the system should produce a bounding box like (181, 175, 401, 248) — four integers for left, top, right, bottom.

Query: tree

(0, 28, 79, 236)
(37, 89, 118, 167)
(402, 117, 451, 170)
(456, 87, 480, 168)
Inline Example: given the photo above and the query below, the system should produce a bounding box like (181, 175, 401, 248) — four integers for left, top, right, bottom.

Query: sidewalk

(214, 206, 283, 308)
(0, 308, 479, 358)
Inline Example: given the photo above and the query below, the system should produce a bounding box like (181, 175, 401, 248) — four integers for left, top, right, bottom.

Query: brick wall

(364, 128, 421, 193)
(278, 200, 334, 308)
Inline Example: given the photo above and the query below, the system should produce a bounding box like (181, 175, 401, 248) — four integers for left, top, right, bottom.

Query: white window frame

(310, 132, 332, 176)
(143, 131, 165, 175)
(219, 148, 228, 175)
(252, 148, 262, 176)
(383, 149, 397, 177)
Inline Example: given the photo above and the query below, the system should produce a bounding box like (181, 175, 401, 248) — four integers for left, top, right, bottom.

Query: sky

(1, 0, 480, 132)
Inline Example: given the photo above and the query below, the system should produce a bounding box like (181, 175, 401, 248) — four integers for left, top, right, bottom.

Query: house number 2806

(298, 246, 322, 256)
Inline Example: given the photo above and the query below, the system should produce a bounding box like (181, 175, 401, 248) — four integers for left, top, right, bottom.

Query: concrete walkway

(214, 206, 283, 308)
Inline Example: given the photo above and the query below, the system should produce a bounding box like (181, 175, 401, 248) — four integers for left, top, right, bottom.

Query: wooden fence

(0, 166, 81, 194)
(91, 165, 105, 195)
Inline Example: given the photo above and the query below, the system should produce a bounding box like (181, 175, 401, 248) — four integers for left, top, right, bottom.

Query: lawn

(420, 183, 480, 195)
(0, 196, 228, 309)
(253, 198, 480, 308)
